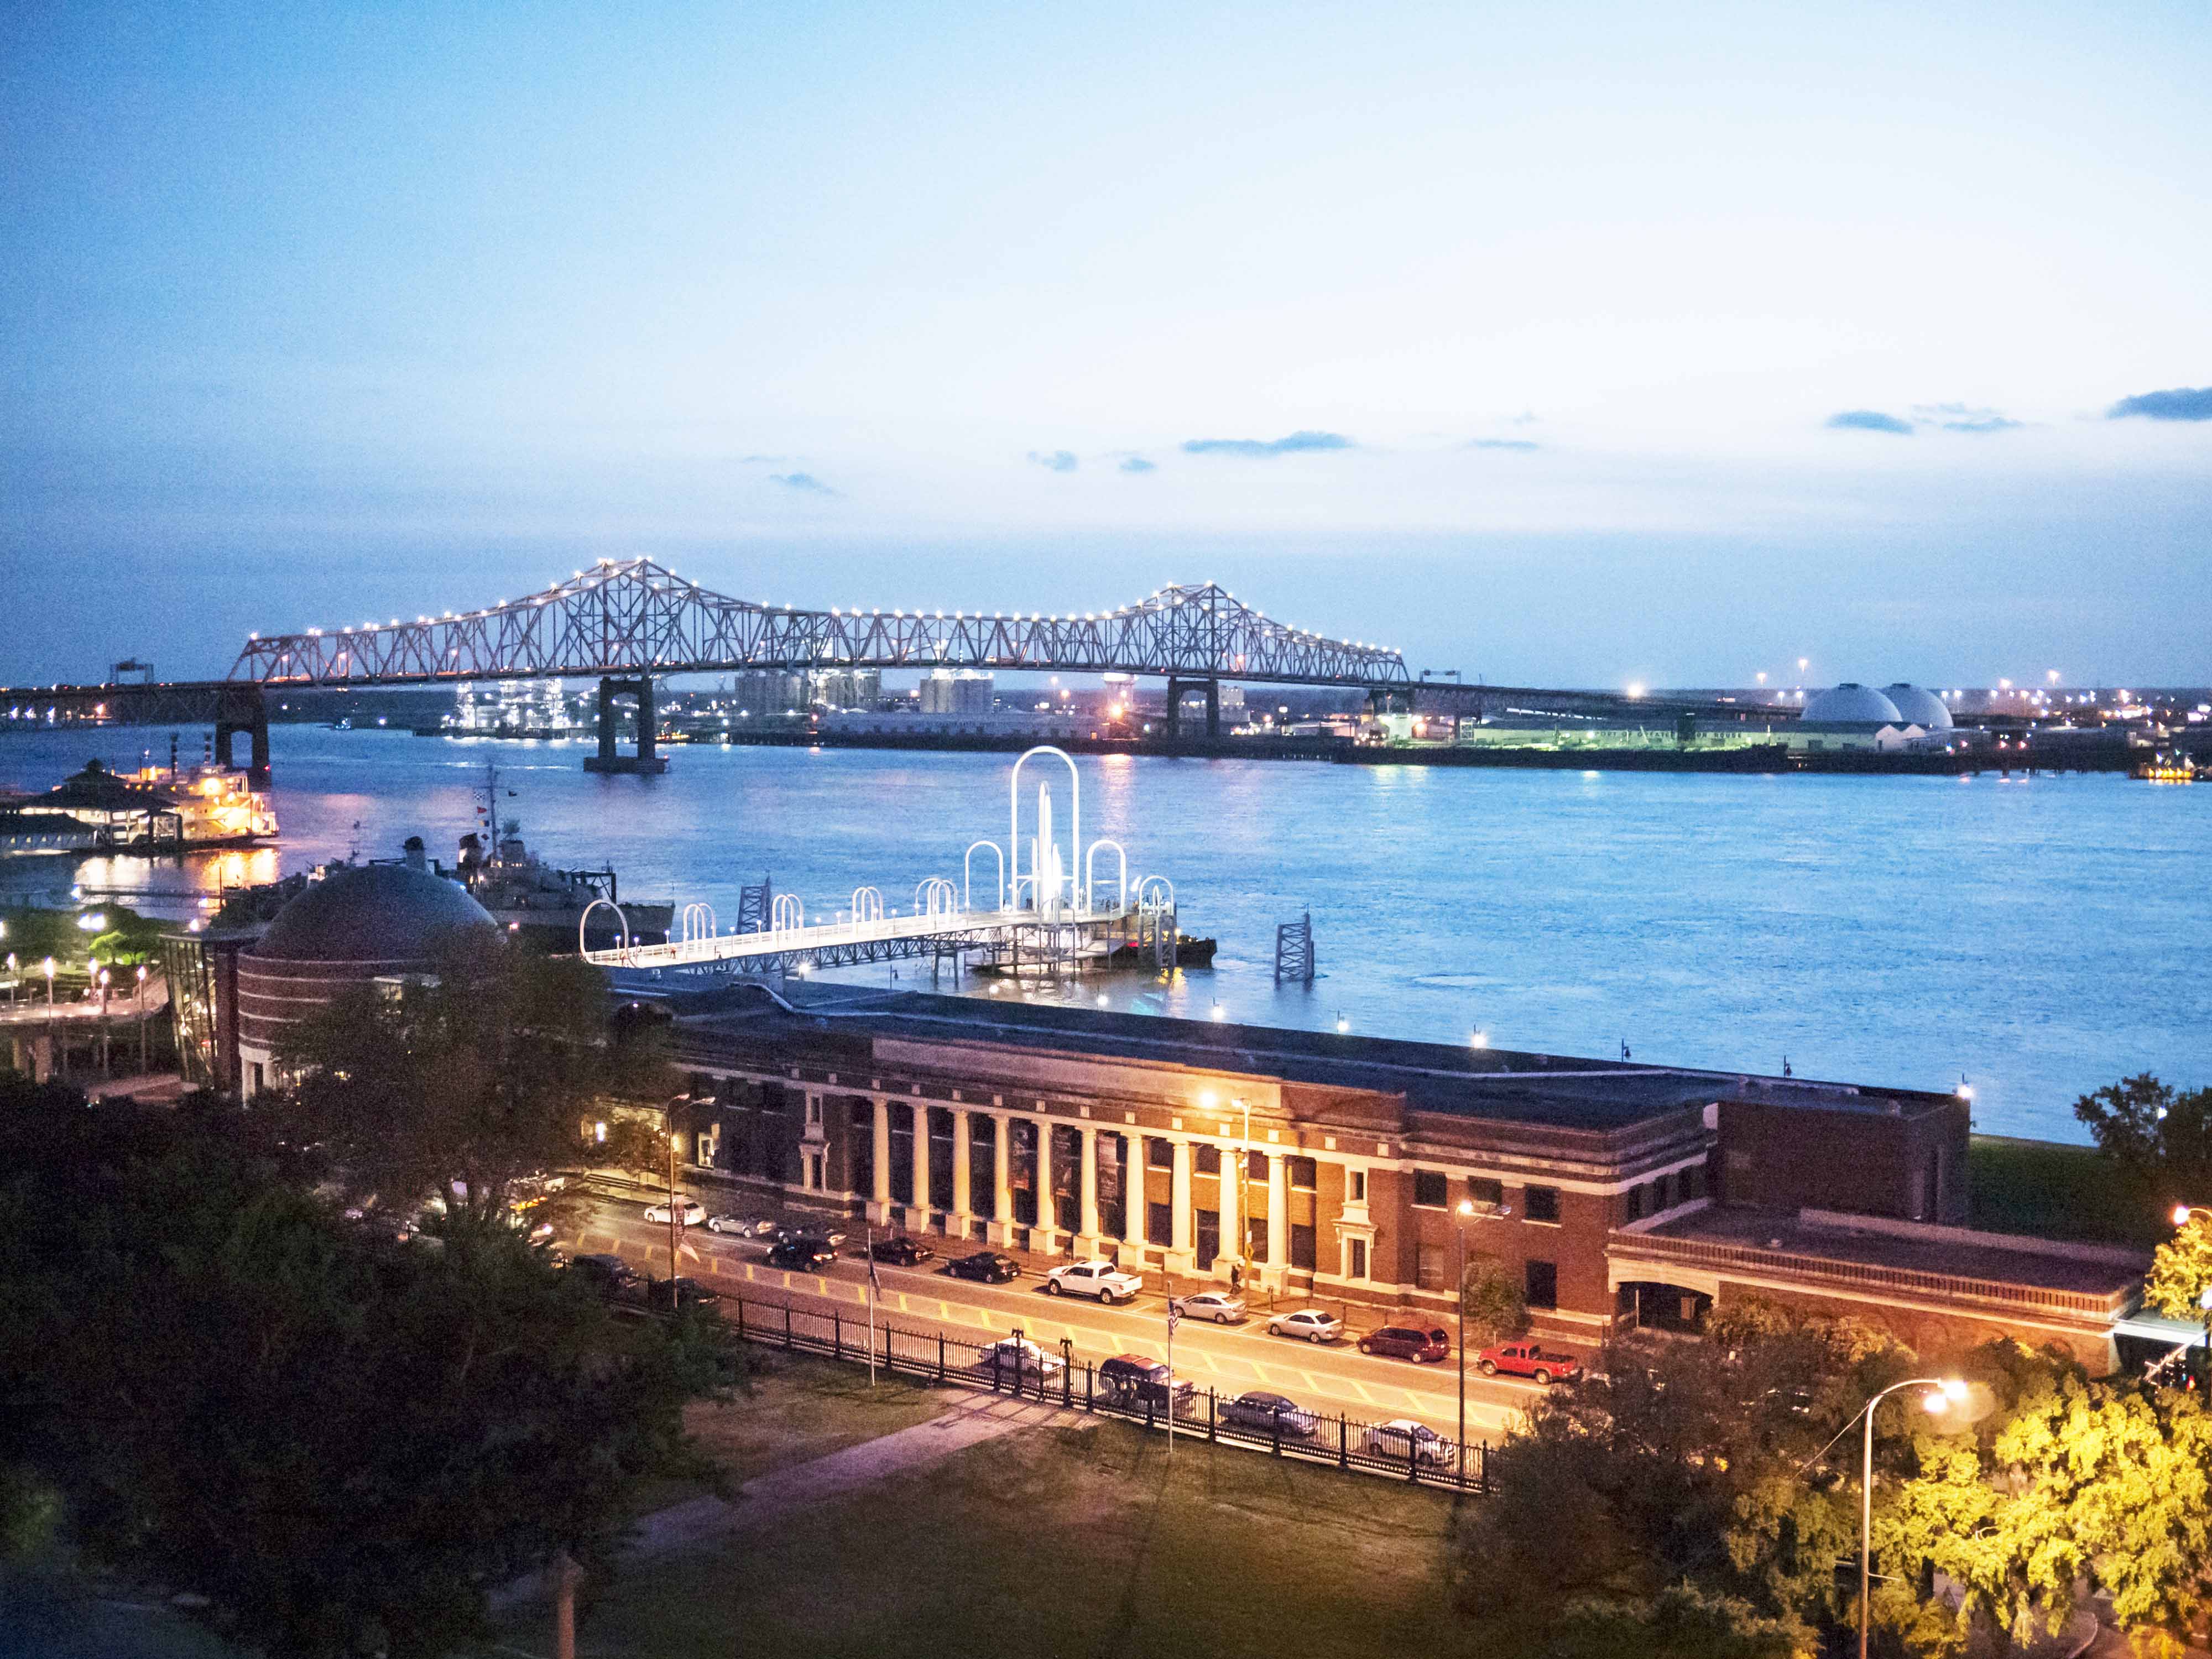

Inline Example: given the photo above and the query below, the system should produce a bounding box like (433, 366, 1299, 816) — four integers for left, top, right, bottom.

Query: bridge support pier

(585, 676, 667, 775)
(1163, 677, 1219, 744)
(213, 686, 270, 784)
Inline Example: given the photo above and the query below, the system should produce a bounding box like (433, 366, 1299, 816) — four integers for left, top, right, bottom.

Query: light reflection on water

(4, 726, 2208, 1142)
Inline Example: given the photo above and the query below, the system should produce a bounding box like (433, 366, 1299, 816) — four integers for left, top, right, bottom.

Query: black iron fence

(722, 1291, 1491, 1493)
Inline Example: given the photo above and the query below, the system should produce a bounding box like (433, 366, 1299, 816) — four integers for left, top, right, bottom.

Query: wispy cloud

(1119, 456, 1156, 473)
(769, 471, 837, 494)
(2107, 385, 2212, 421)
(1181, 430, 1353, 457)
(1467, 438, 1540, 451)
(1825, 410, 1913, 435)
(1913, 402, 2021, 434)
(1026, 449, 1078, 472)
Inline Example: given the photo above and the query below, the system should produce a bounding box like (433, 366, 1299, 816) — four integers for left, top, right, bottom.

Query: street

(567, 1190, 1551, 1441)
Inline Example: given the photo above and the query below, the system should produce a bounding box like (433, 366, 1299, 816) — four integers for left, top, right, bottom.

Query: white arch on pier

(681, 902, 717, 944)
(915, 877, 958, 917)
(964, 840, 1005, 912)
(1085, 839, 1128, 912)
(849, 886, 884, 924)
(578, 897, 632, 960)
(1011, 745, 1081, 916)
(771, 893, 805, 933)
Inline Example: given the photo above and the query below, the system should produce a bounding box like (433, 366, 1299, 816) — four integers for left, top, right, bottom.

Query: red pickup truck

(1475, 1342, 1582, 1385)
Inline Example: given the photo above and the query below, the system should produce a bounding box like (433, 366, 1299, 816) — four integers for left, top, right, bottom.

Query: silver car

(706, 1213, 776, 1237)
(1180, 1290, 1246, 1324)
(1266, 1307, 1343, 1343)
(1361, 1418, 1458, 1467)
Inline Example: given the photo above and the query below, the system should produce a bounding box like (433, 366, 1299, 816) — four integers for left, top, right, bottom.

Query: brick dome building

(234, 857, 496, 1097)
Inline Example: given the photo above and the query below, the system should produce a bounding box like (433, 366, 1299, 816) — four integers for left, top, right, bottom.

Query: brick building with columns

(656, 988, 2004, 1350)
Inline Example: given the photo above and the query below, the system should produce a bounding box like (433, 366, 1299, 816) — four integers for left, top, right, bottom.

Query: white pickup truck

(1044, 1258, 1144, 1304)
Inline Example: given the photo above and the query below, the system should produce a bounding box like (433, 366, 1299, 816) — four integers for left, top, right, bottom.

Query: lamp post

(41, 957, 55, 1079)
(2174, 1205, 2212, 1400)
(1854, 1376, 1966, 1659)
(1452, 1196, 1513, 1485)
(135, 964, 148, 1073)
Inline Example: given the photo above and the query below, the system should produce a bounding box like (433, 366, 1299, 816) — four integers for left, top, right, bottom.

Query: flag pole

(867, 1223, 878, 1387)
(1165, 1295, 1178, 1457)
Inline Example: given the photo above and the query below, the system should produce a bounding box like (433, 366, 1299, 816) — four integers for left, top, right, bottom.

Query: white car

(1046, 1259, 1144, 1303)
(643, 1198, 706, 1226)
(1266, 1308, 1344, 1343)
(975, 1337, 1065, 1379)
(1361, 1418, 1458, 1467)
(1179, 1290, 1246, 1324)
(705, 1213, 776, 1237)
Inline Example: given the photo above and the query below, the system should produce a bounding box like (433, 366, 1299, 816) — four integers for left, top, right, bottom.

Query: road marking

(1349, 1380, 1376, 1405)
(1249, 1361, 1273, 1385)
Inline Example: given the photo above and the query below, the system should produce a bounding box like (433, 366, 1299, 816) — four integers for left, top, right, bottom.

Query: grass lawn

(626, 1348, 962, 1515)
(524, 1418, 1477, 1659)
(1968, 1134, 2167, 1249)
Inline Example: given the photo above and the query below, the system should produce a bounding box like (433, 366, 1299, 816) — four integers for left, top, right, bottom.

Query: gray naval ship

(456, 768, 672, 951)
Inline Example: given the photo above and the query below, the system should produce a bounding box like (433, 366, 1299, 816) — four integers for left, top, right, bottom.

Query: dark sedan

(868, 1236, 935, 1267)
(766, 1235, 837, 1270)
(947, 1250, 1022, 1284)
(646, 1276, 722, 1312)
(1219, 1390, 1319, 1438)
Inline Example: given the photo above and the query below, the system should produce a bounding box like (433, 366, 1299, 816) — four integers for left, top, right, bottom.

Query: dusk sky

(4, 2, 2208, 687)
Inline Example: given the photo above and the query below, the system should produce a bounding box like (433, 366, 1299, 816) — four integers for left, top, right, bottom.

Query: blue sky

(3, 1, 2207, 687)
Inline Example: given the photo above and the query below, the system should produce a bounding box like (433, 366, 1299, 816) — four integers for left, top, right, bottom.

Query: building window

(1468, 1176, 1503, 1208)
(806, 1095, 823, 1128)
(1149, 1137, 1173, 1170)
(1522, 1185, 1560, 1224)
(1525, 1259, 1558, 1309)
(1288, 1156, 1317, 1191)
(1195, 1144, 1220, 1176)
(1626, 1184, 1646, 1221)
(1348, 1169, 1366, 1202)
(1347, 1237, 1368, 1280)
(1147, 1201, 1172, 1247)
(1413, 1170, 1448, 1209)
(1290, 1222, 1316, 1271)
(1248, 1150, 1267, 1182)
(1194, 1213, 1219, 1269)
(1685, 1162, 1706, 1202)
(1245, 1215, 1268, 1263)
(1416, 1244, 1446, 1289)
(695, 1126, 719, 1165)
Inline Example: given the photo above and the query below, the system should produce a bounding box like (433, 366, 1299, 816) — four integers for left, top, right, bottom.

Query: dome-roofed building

(1799, 684, 1905, 727)
(1881, 683, 1953, 731)
(234, 850, 497, 1096)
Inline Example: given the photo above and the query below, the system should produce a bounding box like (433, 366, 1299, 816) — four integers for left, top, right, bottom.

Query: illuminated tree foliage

(2146, 1210, 2212, 1324)
(1459, 1250, 1531, 1347)
(1874, 1343, 2212, 1657)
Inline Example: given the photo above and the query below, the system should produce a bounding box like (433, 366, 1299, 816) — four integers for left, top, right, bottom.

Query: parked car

(1178, 1290, 1246, 1324)
(568, 1253, 644, 1301)
(1219, 1390, 1318, 1438)
(1475, 1342, 1581, 1385)
(646, 1275, 722, 1312)
(1047, 1259, 1143, 1303)
(1266, 1307, 1343, 1344)
(643, 1198, 706, 1226)
(775, 1224, 847, 1248)
(1097, 1354, 1196, 1415)
(706, 1213, 777, 1237)
(765, 1235, 837, 1270)
(1357, 1324, 1451, 1364)
(948, 1250, 1023, 1284)
(868, 1235, 935, 1266)
(976, 1337, 1063, 1379)
(1360, 1418, 1458, 1467)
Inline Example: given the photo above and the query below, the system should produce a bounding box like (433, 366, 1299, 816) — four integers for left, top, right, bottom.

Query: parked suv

(1046, 1259, 1142, 1303)
(1097, 1354, 1196, 1415)
(1357, 1324, 1450, 1364)
(1475, 1342, 1581, 1385)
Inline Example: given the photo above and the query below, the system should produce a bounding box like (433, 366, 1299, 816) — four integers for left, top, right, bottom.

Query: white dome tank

(1800, 684, 1905, 725)
(1882, 683, 1953, 729)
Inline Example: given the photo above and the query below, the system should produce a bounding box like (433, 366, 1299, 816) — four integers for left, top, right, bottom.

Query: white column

(1168, 1139, 1194, 1272)
(1074, 1124, 1104, 1258)
(1266, 1152, 1289, 1291)
(951, 1110, 973, 1237)
(1121, 1134, 1146, 1251)
(1217, 1139, 1241, 1282)
(909, 1101, 931, 1222)
(1032, 1119, 1060, 1256)
(868, 1098, 893, 1224)
(988, 1114, 1015, 1246)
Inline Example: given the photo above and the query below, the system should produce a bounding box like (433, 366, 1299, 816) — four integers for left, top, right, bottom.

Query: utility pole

(1165, 1296, 1180, 1456)
(665, 1103, 681, 1290)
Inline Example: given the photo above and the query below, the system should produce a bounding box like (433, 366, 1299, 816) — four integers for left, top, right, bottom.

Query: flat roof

(662, 982, 1952, 1137)
(1634, 1204, 2146, 1297)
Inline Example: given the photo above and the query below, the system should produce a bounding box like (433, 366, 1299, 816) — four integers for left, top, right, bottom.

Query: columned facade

(1074, 1125, 1105, 1258)
(951, 1110, 974, 1237)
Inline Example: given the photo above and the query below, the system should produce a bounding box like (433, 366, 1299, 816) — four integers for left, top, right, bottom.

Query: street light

(1854, 1376, 1966, 1659)
(1452, 1196, 1512, 1485)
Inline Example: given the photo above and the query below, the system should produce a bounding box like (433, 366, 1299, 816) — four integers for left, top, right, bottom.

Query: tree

(2073, 1074, 2212, 1215)
(1875, 1341, 2212, 1657)
(0, 1092, 733, 1658)
(2146, 1209, 2212, 1326)
(273, 927, 675, 1227)
(1460, 1250, 1530, 1347)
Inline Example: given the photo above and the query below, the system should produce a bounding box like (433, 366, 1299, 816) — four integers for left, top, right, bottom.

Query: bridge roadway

(583, 902, 1139, 974)
(570, 1192, 1543, 1443)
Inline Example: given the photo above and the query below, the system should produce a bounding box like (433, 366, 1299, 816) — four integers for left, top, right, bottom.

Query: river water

(4, 726, 2206, 1144)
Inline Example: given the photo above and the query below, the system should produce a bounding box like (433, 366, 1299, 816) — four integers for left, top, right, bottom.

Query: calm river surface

(5, 727, 2207, 1144)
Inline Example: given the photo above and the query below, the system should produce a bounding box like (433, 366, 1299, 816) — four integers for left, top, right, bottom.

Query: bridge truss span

(226, 559, 1411, 691)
